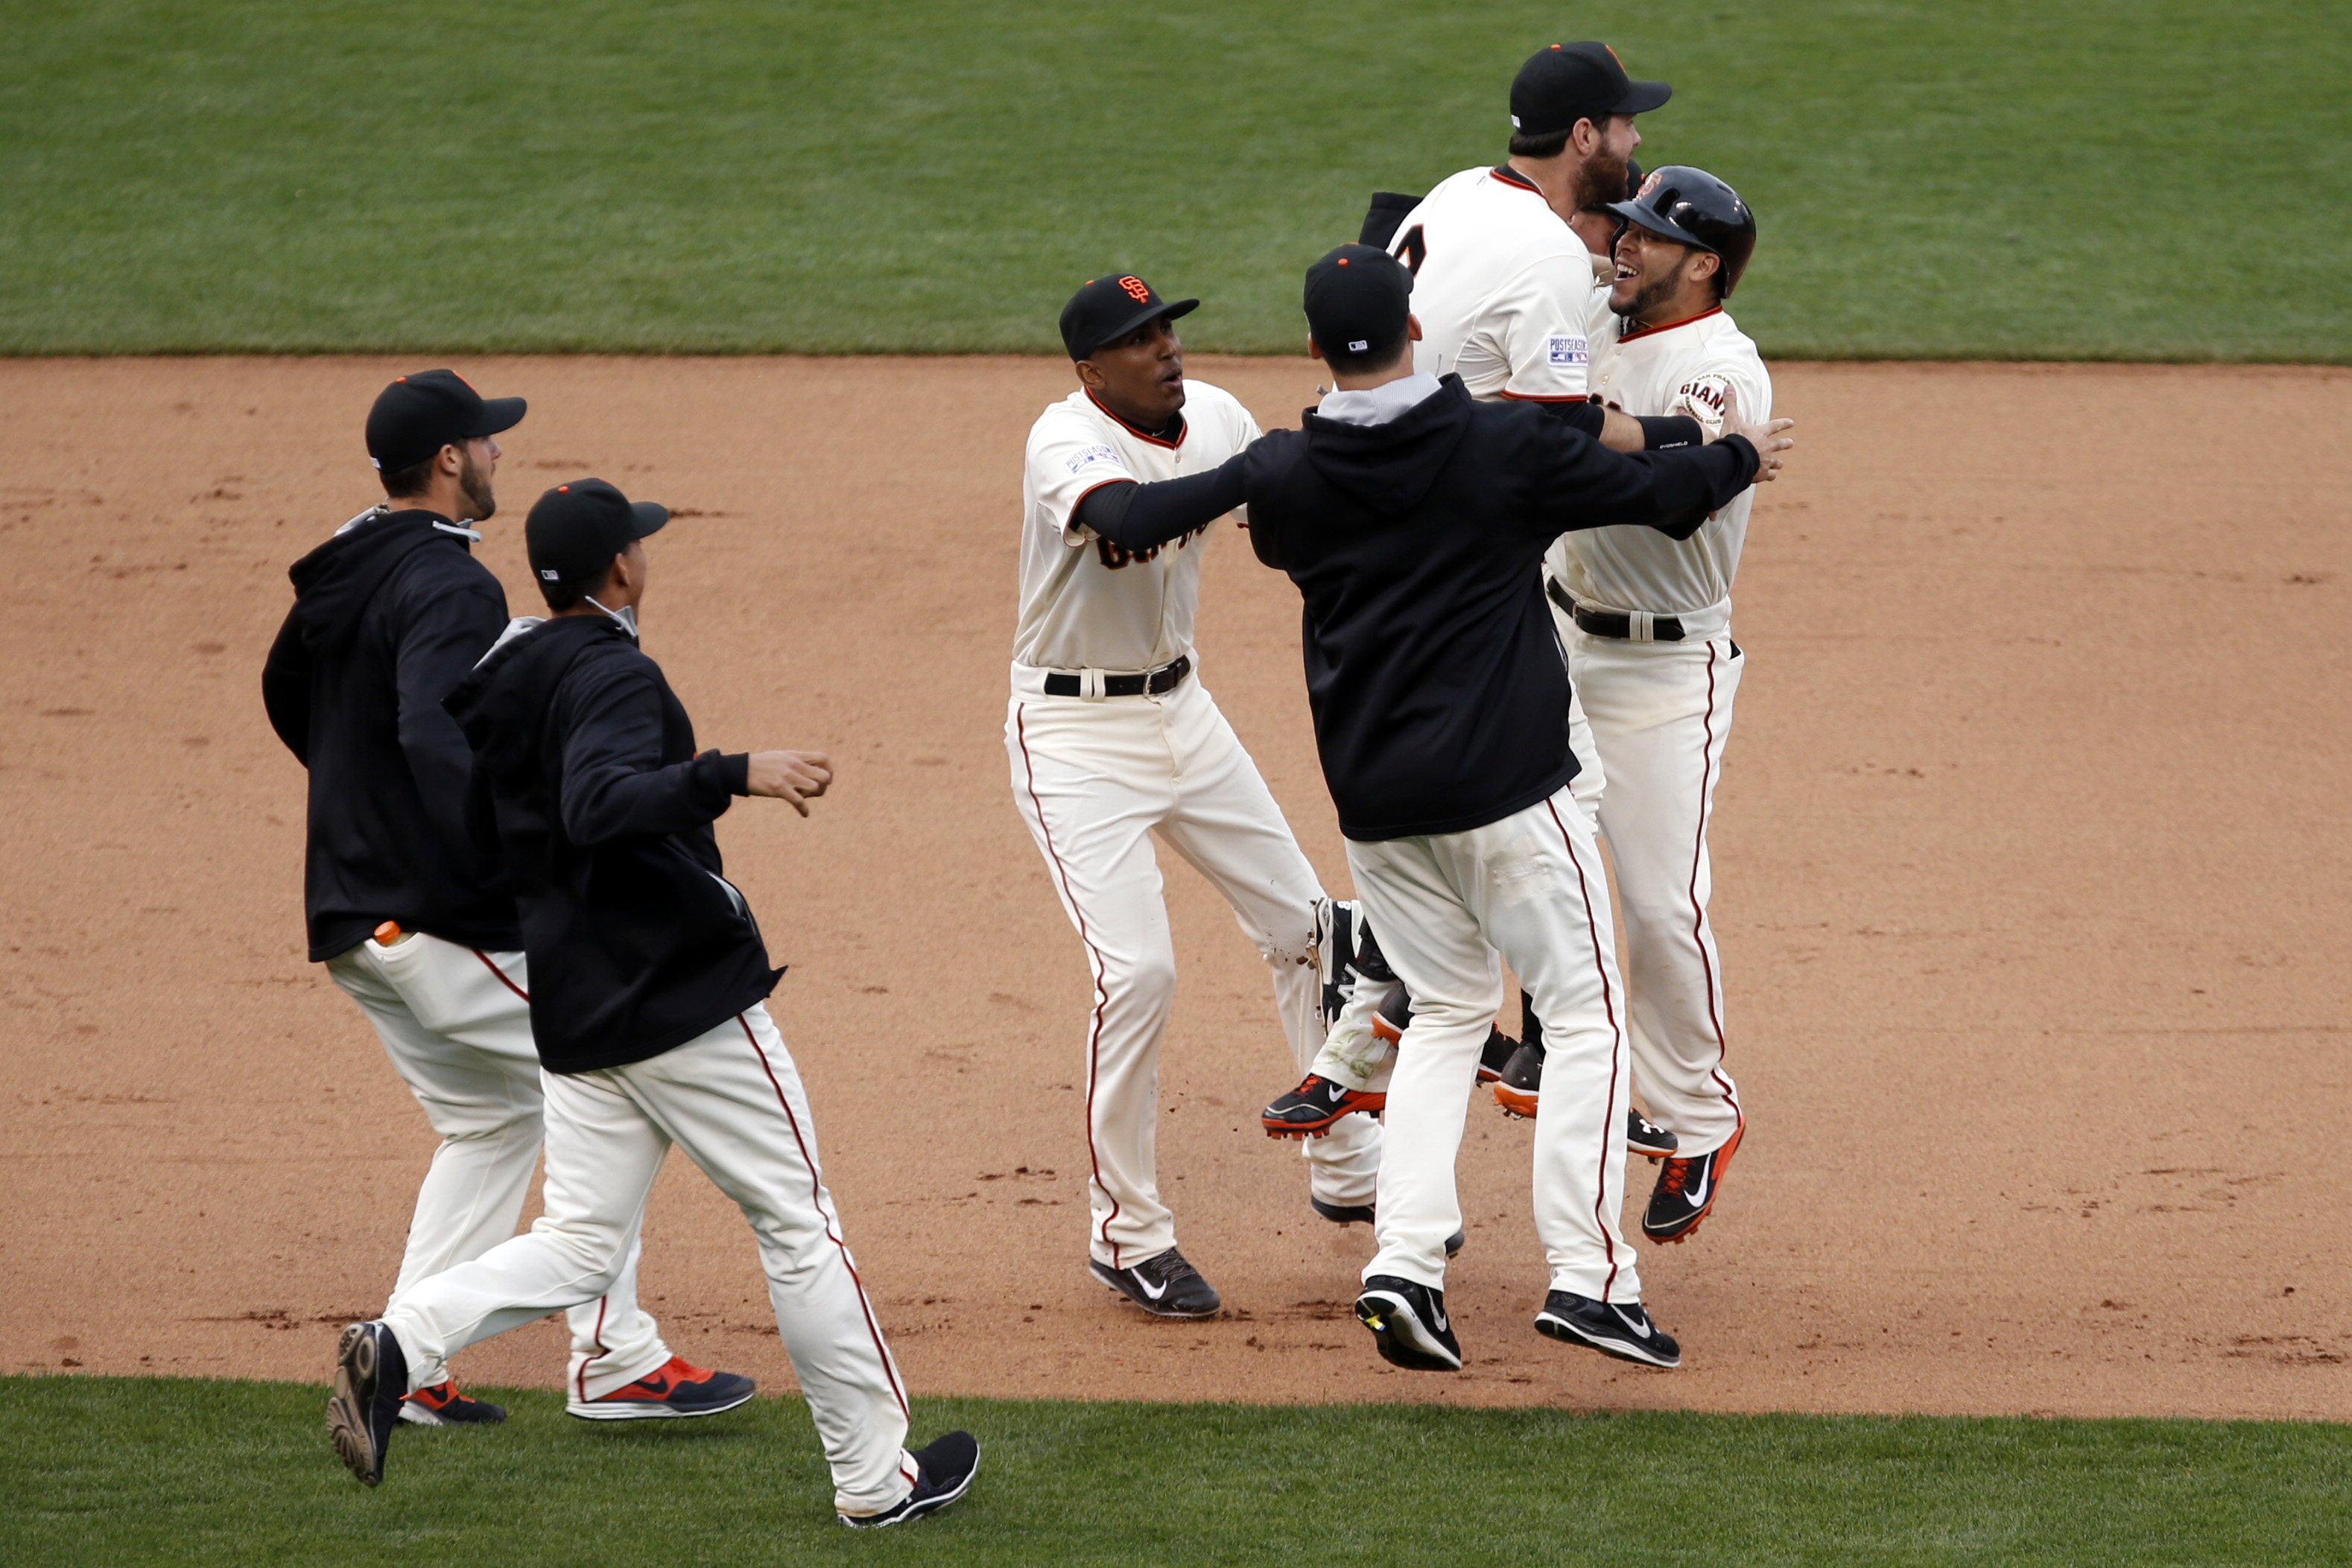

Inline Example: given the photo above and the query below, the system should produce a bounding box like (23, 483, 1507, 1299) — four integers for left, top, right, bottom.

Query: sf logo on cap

(1117, 276, 1150, 302)
(1638, 168, 1664, 198)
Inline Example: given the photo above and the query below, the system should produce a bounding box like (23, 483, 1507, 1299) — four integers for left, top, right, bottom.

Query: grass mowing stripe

(1, 1, 2345, 358)
(4, 1374, 2350, 1566)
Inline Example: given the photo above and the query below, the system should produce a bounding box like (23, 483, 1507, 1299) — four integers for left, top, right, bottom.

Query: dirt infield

(3, 357, 2347, 1421)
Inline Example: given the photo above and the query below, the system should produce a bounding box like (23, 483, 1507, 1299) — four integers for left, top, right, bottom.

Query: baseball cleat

(840, 1429, 981, 1529)
(399, 1379, 506, 1426)
(1355, 1276, 1462, 1372)
(1642, 1120, 1743, 1243)
(565, 1356, 756, 1421)
(1477, 1025, 1517, 1084)
(326, 1320, 407, 1486)
(1090, 1247, 1221, 1318)
(1493, 1038, 1544, 1117)
(1316, 900, 1398, 1030)
(1372, 985, 1412, 1044)
(1627, 1109, 1679, 1161)
(1262, 1073, 1386, 1138)
(1535, 1291, 1681, 1368)
(1310, 1196, 1462, 1258)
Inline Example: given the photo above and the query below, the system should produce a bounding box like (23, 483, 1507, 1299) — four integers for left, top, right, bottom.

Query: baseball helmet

(1605, 165, 1757, 296)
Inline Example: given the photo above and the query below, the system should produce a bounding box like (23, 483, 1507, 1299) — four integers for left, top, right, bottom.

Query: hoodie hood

(1297, 373, 1474, 516)
(444, 612, 629, 772)
(286, 508, 474, 659)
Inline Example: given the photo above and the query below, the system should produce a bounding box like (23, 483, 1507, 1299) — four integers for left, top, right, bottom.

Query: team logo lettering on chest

(1094, 521, 1211, 571)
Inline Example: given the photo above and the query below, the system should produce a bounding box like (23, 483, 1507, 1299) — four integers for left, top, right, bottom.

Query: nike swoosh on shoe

(1684, 1169, 1711, 1209)
(1137, 1275, 1167, 1301)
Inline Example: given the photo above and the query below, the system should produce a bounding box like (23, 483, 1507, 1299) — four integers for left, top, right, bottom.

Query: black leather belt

(1547, 578, 1684, 643)
(1043, 654, 1193, 698)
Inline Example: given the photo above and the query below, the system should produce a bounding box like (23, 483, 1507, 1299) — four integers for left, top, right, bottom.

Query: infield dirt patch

(2, 356, 2346, 1421)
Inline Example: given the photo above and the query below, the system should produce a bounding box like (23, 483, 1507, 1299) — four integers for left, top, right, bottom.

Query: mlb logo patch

(1547, 334, 1588, 369)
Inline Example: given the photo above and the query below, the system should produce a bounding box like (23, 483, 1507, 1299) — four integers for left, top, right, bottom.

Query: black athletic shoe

(840, 1430, 981, 1529)
(1373, 985, 1414, 1044)
(399, 1380, 505, 1426)
(1310, 1196, 1463, 1257)
(1090, 1247, 1221, 1318)
(1261, 1073, 1386, 1139)
(1477, 1026, 1517, 1083)
(1493, 1039, 1544, 1118)
(326, 1320, 407, 1486)
(1355, 1276, 1462, 1371)
(1643, 1120, 1743, 1243)
(1627, 1109, 1679, 1161)
(1534, 1291, 1681, 1368)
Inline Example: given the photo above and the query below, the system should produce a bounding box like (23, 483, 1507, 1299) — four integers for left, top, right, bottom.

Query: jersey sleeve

(1490, 251, 1602, 402)
(1027, 412, 1142, 547)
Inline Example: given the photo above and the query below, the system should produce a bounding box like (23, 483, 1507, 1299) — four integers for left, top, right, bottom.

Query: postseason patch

(1065, 444, 1120, 475)
(1546, 333, 1588, 369)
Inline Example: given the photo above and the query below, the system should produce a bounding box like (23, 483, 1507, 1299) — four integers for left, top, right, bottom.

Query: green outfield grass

(1, 1, 2344, 360)
(4, 1375, 2348, 1567)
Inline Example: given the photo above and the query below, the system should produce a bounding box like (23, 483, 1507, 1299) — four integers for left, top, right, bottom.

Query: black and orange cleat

(1261, 1073, 1386, 1139)
(400, 1379, 507, 1426)
(1642, 1120, 1743, 1243)
(566, 1355, 755, 1421)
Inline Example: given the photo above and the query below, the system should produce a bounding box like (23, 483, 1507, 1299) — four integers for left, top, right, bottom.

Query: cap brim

(474, 396, 527, 437)
(1079, 297, 1200, 360)
(1613, 79, 1672, 115)
(627, 501, 669, 539)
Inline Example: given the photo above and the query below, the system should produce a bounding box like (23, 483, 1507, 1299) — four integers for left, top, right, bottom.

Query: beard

(1617, 268, 1681, 326)
(1574, 147, 1634, 215)
(456, 447, 496, 521)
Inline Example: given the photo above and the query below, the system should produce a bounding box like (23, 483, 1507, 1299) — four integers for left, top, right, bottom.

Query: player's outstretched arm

(744, 750, 833, 817)
(1712, 386, 1795, 483)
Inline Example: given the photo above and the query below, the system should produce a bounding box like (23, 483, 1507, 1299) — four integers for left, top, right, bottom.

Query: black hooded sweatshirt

(261, 507, 522, 960)
(443, 614, 777, 1074)
(1243, 375, 1759, 841)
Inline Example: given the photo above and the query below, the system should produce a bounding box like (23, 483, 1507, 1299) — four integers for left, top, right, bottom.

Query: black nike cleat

(399, 1380, 505, 1426)
(1627, 1108, 1679, 1161)
(1310, 1197, 1462, 1257)
(1090, 1247, 1221, 1318)
(1356, 1275, 1462, 1371)
(326, 1321, 407, 1486)
(1643, 1120, 1743, 1242)
(1477, 1026, 1518, 1084)
(1535, 1291, 1681, 1368)
(1493, 1039, 1544, 1118)
(840, 1430, 981, 1529)
(1262, 1073, 1386, 1139)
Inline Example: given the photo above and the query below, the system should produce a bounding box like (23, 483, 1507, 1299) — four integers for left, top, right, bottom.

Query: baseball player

(1007, 273, 1401, 1319)
(1265, 42, 1700, 1145)
(263, 371, 732, 1425)
(1240, 246, 1786, 1371)
(1547, 166, 1769, 1243)
(329, 479, 977, 1529)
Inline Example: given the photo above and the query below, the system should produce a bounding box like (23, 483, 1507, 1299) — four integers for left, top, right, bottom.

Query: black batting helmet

(1606, 165, 1757, 296)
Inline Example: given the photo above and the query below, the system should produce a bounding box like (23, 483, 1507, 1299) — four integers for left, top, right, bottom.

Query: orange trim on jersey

(1085, 389, 1188, 450)
(1064, 477, 1134, 543)
(1490, 165, 1542, 194)
(1498, 390, 1594, 404)
(1617, 305, 1724, 344)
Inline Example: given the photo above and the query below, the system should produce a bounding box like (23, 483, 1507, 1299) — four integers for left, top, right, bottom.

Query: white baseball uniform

(1007, 381, 1383, 1270)
(1549, 303, 1769, 1158)
(326, 930, 673, 1403)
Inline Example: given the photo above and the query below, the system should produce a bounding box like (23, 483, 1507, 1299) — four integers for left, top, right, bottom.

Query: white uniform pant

(1571, 629, 1746, 1157)
(1345, 784, 1641, 1303)
(379, 1003, 918, 1517)
(326, 933, 668, 1398)
(1007, 671, 1382, 1269)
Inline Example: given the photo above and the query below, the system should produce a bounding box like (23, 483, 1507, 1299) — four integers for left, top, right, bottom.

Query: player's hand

(1715, 386, 1795, 483)
(746, 750, 833, 816)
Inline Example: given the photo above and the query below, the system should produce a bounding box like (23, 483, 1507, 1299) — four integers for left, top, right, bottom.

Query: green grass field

(3, 1, 2345, 359)
(5, 1375, 2349, 1567)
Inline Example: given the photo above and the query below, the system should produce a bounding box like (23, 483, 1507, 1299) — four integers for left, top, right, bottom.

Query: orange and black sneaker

(1642, 1120, 1743, 1243)
(399, 1378, 507, 1426)
(1492, 1038, 1544, 1118)
(565, 1355, 756, 1421)
(1261, 1073, 1386, 1139)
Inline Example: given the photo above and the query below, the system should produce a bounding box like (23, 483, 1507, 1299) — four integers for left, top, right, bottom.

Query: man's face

(1610, 223, 1711, 320)
(1578, 114, 1642, 210)
(456, 434, 500, 521)
(1082, 315, 1186, 428)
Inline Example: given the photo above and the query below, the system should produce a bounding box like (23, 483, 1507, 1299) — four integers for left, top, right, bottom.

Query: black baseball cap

(365, 369, 526, 473)
(1059, 273, 1199, 361)
(525, 479, 669, 594)
(1303, 245, 1412, 358)
(1510, 42, 1671, 138)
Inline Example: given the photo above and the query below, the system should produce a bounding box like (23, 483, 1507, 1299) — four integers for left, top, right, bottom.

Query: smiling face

(1609, 221, 1720, 323)
(1077, 314, 1186, 430)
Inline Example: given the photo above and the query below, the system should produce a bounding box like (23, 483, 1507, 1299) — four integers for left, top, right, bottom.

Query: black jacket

(443, 615, 777, 1074)
(1244, 375, 1757, 841)
(261, 508, 522, 960)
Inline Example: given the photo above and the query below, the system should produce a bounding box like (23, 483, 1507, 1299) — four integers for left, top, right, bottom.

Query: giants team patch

(1065, 444, 1118, 474)
(1546, 333, 1588, 368)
